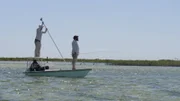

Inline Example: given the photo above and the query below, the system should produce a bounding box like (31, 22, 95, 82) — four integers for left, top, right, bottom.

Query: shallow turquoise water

(0, 61, 180, 101)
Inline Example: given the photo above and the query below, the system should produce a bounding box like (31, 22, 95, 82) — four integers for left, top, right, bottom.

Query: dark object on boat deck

(29, 60, 49, 71)
(40, 66, 49, 71)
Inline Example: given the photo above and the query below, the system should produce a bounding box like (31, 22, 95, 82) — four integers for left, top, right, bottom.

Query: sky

(0, 0, 180, 60)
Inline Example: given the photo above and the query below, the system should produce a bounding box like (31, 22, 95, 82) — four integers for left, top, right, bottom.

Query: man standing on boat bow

(72, 35, 79, 70)
(34, 21, 48, 57)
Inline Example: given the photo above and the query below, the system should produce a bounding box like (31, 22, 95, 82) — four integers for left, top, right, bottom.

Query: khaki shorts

(72, 53, 78, 65)
(72, 53, 78, 59)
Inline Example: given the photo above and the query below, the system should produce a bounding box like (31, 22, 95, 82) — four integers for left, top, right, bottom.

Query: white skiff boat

(24, 68, 92, 78)
(25, 18, 92, 78)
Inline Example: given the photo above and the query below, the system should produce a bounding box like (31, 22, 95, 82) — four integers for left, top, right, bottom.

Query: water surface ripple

(0, 61, 180, 101)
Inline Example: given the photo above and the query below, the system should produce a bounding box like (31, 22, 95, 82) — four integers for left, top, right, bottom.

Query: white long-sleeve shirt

(72, 40, 79, 55)
(35, 28, 45, 41)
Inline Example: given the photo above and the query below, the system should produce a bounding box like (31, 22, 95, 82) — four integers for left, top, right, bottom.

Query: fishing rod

(40, 18, 66, 62)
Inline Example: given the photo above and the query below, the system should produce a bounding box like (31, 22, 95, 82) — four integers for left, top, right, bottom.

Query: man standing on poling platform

(34, 20, 48, 57)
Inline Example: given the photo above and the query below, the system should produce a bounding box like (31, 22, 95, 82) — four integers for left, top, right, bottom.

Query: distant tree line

(0, 57, 180, 66)
(105, 59, 180, 67)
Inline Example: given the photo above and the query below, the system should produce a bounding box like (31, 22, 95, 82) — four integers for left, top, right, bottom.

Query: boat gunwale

(24, 68, 92, 73)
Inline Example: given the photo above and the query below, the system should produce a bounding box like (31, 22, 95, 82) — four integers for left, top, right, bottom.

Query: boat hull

(24, 69, 92, 78)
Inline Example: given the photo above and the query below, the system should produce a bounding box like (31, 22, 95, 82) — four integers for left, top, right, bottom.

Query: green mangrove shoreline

(0, 57, 180, 67)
